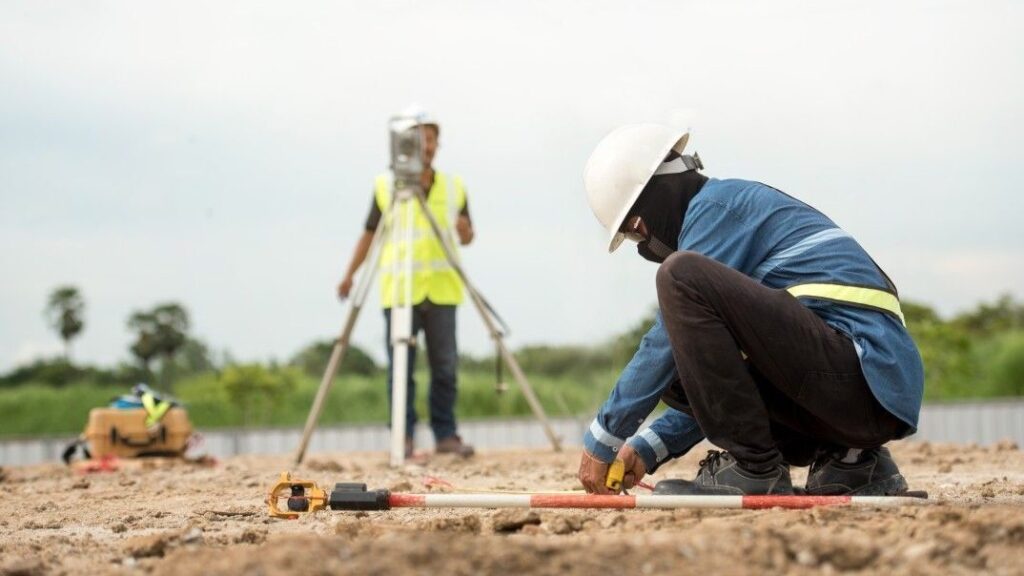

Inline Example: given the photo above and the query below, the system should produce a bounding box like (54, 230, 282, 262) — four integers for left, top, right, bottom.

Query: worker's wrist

(583, 419, 624, 464)
(625, 437, 659, 474)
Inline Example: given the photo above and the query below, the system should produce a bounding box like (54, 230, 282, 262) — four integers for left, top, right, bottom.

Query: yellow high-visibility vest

(375, 172, 466, 309)
(786, 283, 906, 326)
(141, 392, 171, 427)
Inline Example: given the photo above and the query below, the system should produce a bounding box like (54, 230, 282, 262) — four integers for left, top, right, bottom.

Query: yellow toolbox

(83, 407, 193, 459)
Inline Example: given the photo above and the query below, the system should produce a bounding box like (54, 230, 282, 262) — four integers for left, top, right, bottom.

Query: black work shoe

(806, 446, 909, 496)
(653, 450, 794, 496)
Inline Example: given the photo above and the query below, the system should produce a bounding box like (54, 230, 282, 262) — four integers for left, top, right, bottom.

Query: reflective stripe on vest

(786, 283, 906, 326)
(375, 172, 466, 308)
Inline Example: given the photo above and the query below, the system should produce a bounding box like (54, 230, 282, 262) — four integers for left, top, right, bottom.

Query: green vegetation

(1, 294, 1022, 438)
(0, 366, 612, 438)
(904, 295, 1024, 400)
(127, 303, 192, 386)
(0, 382, 125, 437)
(220, 363, 298, 425)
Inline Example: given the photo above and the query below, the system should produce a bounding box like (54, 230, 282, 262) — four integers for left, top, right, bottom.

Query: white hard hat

(584, 124, 690, 252)
(397, 104, 439, 130)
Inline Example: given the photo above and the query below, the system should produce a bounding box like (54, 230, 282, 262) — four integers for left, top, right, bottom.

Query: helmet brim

(606, 132, 689, 253)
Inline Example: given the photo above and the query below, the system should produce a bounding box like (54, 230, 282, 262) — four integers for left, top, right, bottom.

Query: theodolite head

(389, 105, 439, 189)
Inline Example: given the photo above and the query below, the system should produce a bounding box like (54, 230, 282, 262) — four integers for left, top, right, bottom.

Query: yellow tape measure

(605, 459, 625, 491)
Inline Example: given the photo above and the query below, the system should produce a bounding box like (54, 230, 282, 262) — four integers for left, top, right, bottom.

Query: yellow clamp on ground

(266, 471, 328, 519)
(605, 459, 625, 492)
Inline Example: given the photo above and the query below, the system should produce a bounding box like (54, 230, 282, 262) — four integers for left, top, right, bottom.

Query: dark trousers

(655, 251, 907, 472)
(384, 300, 459, 441)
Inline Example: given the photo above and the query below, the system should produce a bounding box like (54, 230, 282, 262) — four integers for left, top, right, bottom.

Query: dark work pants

(655, 251, 908, 472)
(384, 300, 459, 442)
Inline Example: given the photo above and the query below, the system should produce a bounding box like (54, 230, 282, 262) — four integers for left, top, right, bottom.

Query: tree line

(13, 285, 377, 391)
(40, 286, 214, 387)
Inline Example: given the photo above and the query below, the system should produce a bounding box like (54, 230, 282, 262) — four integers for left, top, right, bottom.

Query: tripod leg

(412, 192, 563, 452)
(389, 328, 412, 465)
(389, 192, 417, 466)
(293, 222, 386, 465)
(495, 338, 564, 451)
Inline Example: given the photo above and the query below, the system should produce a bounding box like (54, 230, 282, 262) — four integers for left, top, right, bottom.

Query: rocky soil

(1, 440, 1023, 575)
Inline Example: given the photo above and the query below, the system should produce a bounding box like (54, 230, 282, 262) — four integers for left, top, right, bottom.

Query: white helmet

(396, 104, 440, 132)
(584, 124, 690, 252)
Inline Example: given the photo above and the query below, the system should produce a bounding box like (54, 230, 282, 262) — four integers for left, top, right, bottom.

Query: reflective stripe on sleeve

(752, 228, 852, 281)
(589, 420, 625, 450)
(639, 428, 669, 462)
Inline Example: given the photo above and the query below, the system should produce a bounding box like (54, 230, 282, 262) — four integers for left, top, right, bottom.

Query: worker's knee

(430, 360, 458, 386)
(656, 251, 717, 298)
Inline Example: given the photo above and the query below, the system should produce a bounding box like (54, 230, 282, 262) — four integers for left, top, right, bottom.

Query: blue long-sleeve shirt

(583, 178, 925, 472)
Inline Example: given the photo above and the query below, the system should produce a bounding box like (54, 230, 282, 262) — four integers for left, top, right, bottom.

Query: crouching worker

(577, 124, 924, 496)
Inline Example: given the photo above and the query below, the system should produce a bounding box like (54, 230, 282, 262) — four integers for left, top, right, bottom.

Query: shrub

(290, 339, 380, 378)
(989, 332, 1024, 396)
(220, 364, 299, 425)
(0, 358, 124, 388)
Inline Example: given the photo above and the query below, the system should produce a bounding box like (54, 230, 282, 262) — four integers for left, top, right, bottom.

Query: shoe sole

(435, 450, 474, 457)
(805, 473, 910, 497)
(848, 473, 909, 496)
(654, 479, 794, 496)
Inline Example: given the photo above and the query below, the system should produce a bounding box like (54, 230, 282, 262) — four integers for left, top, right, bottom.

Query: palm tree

(44, 286, 85, 361)
(128, 310, 160, 374)
(152, 303, 190, 385)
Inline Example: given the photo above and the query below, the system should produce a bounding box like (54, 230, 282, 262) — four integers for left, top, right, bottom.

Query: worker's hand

(578, 450, 614, 495)
(618, 444, 647, 491)
(578, 445, 647, 495)
(456, 215, 474, 245)
(337, 276, 354, 300)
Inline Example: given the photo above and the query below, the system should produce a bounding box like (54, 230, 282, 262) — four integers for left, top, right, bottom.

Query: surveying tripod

(294, 176, 562, 467)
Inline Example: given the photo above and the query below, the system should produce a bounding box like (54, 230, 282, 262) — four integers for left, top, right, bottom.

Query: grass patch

(0, 369, 617, 438)
(0, 383, 125, 437)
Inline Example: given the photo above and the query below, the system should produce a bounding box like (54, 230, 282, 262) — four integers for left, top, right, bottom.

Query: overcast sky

(2, 0, 1021, 371)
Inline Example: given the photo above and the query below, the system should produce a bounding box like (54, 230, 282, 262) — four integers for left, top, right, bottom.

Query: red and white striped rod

(387, 493, 929, 510)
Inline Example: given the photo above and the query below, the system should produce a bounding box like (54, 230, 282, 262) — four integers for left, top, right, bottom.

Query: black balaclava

(627, 152, 708, 263)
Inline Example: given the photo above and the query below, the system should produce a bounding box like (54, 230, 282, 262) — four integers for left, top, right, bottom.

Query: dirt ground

(1, 439, 1023, 576)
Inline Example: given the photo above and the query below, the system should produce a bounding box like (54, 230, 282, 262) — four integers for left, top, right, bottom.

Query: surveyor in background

(338, 108, 475, 458)
(577, 124, 924, 496)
